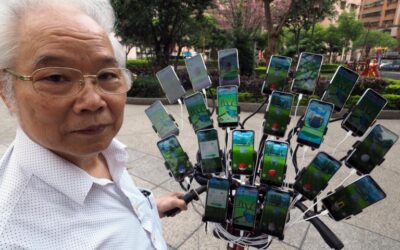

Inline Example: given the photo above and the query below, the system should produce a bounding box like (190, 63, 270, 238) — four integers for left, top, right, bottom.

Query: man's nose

(72, 77, 107, 113)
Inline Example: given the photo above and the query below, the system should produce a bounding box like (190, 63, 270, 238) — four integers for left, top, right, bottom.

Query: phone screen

(232, 130, 255, 175)
(342, 89, 387, 136)
(322, 175, 386, 221)
(185, 54, 212, 91)
(156, 66, 186, 104)
(259, 189, 290, 238)
(322, 66, 359, 112)
(291, 52, 323, 95)
(145, 101, 178, 139)
(232, 186, 258, 230)
(218, 49, 240, 86)
(157, 135, 193, 181)
(217, 86, 239, 127)
(184, 92, 212, 131)
(345, 125, 398, 174)
(197, 129, 223, 174)
(294, 152, 341, 200)
(204, 177, 230, 223)
(260, 140, 288, 186)
(297, 100, 333, 148)
(263, 91, 294, 137)
(262, 56, 292, 95)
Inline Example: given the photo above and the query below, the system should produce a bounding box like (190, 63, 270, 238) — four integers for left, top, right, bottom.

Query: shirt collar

(14, 128, 129, 206)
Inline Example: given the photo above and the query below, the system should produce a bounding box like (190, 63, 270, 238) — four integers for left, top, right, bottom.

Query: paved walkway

(1, 103, 400, 249)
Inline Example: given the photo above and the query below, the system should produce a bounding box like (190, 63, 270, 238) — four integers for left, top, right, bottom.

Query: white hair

(0, 0, 125, 105)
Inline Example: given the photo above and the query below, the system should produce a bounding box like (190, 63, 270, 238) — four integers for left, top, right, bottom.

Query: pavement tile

(301, 215, 400, 250)
(128, 174, 157, 190)
(1, 103, 400, 249)
(127, 154, 170, 186)
(152, 187, 204, 248)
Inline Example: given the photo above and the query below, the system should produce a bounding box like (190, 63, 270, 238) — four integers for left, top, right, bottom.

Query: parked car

(379, 52, 400, 80)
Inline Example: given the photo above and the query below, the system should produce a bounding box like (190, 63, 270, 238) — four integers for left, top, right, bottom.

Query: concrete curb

(126, 97, 400, 119)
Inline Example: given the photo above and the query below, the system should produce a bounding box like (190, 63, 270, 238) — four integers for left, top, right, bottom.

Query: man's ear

(0, 81, 16, 113)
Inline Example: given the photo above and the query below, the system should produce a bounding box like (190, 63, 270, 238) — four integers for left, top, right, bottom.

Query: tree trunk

(174, 45, 183, 69)
(265, 32, 279, 64)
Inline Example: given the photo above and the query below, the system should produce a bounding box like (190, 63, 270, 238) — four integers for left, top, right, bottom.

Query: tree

(187, 14, 229, 60)
(284, 0, 337, 58)
(262, 0, 337, 63)
(262, 0, 293, 63)
(323, 25, 345, 63)
(215, 0, 265, 75)
(336, 11, 364, 59)
(111, 0, 213, 67)
(353, 29, 398, 58)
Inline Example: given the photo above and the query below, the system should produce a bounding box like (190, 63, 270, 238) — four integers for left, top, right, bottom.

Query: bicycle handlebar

(163, 185, 207, 217)
(295, 201, 344, 250)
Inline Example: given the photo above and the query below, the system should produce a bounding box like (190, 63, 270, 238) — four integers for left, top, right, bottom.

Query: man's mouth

(73, 124, 109, 135)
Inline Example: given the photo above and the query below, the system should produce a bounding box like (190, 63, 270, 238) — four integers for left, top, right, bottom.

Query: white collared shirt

(0, 128, 167, 250)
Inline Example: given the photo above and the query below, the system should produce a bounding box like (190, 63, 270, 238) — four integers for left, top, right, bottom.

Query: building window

(385, 9, 396, 16)
(363, 0, 383, 9)
(362, 11, 382, 18)
(387, 0, 398, 5)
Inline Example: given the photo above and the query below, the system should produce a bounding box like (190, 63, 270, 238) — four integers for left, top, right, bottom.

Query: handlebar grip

(295, 202, 344, 250)
(164, 185, 207, 217)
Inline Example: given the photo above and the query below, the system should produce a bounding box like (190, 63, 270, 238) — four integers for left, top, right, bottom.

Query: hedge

(385, 84, 400, 95)
(320, 64, 341, 74)
(128, 75, 163, 98)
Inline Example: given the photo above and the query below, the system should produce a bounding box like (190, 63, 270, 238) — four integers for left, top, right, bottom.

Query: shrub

(383, 78, 400, 85)
(255, 67, 266, 77)
(128, 75, 163, 98)
(343, 94, 400, 110)
(352, 77, 389, 95)
(383, 94, 400, 109)
(126, 59, 154, 76)
(320, 64, 341, 74)
(385, 84, 400, 95)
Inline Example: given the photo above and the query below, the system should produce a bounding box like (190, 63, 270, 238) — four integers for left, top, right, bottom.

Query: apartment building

(358, 0, 400, 50)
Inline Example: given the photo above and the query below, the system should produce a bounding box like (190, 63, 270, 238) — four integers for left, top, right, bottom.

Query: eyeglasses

(4, 67, 137, 97)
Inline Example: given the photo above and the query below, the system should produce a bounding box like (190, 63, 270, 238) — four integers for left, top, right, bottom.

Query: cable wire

(332, 131, 352, 156)
(241, 97, 270, 128)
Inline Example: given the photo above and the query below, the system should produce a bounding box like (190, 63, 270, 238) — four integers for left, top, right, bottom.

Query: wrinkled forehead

(14, 5, 115, 71)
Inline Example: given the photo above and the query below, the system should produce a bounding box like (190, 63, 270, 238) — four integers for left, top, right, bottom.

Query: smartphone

(156, 135, 193, 182)
(232, 130, 255, 175)
(217, 85, 239, 127)
(260, 140, 289, 187)
(218, 48, 240, 86)
(144, 101, 179, 139)
(342, 89, 387, 137)
(322, 175, 386, 221)
(259, 189, 290, 239)
(203, 177, 230, 223)
(345, 124, 398, 174)
(185, 54, 212, 91)
(291, 52, 323, 95)
(297, 100, 334, 148)
(156, 66, 186, 104)
(261, 55, 292, 95)
(184, 92, 213, 131)
(197, 129, 223, 174)
(294, 152, 341, 200)
(321, 66, 359, 112)
(263, 91, 294, 137)
(232, 185, 258, 230)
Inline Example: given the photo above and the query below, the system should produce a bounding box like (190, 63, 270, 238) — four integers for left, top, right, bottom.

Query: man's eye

(98, 72, 119, 81)
(42, 74, 69, 83)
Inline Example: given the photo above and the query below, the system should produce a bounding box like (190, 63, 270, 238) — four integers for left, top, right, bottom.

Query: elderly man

(0, 0, 187, 249)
